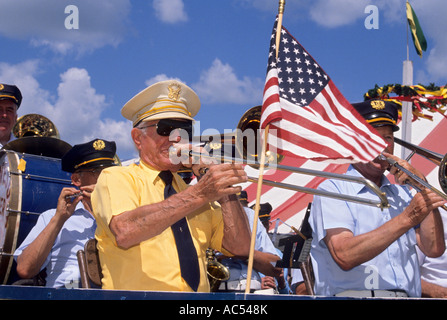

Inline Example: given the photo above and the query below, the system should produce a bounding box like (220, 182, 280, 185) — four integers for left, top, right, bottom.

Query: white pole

(401, 60, 413, 160)
(401, 1, 413, 160)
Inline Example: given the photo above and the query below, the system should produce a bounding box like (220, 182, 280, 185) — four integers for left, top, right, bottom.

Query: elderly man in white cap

(91, 80, 251, 292)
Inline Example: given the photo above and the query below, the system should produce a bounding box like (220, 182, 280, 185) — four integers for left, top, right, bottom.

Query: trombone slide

(247, 177, 387, 209)
(188, 150, 390, 210)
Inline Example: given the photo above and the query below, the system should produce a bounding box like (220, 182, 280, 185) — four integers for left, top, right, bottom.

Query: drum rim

(0, 151, 21, 284)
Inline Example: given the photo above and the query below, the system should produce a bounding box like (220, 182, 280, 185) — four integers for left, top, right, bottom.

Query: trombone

(386, 137, 447, 208)
(184, 106, 390, 210)
(394, 137, 447, 194)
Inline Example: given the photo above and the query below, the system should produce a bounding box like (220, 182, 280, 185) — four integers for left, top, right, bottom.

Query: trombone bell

(199, 106, 283, 169)
(236, 106, 284, 166)
(440, 155, 447, 195)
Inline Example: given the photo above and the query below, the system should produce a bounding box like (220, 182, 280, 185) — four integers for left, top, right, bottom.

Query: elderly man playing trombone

(91, 80, 251, 292)
(309, 99, 445, 298)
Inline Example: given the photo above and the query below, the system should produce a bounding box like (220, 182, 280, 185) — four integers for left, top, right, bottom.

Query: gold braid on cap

(367, 117, 396, 125)
(74, 157, 114, 170)
(134, 103, 191, 125)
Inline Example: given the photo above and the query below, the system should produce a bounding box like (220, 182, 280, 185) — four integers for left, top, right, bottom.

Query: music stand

(274, 203, 315, 295)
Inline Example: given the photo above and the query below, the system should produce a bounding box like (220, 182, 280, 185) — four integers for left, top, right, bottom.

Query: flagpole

(406, 0, 409, 61)
(244, 0, 285, 295)
(402, 0, 413, 160)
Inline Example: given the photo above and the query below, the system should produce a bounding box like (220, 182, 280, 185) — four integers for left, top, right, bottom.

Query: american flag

(261, 21, 387, 163)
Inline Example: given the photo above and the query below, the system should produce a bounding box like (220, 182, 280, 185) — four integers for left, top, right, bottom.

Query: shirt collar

(346, 165, 392, 194)
(138, 159, 183, 187)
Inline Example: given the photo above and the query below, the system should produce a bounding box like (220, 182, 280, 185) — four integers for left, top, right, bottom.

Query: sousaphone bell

(4, 114, 71, 158)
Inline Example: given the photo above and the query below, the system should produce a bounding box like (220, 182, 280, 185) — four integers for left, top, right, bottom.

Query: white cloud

(424, 45, 447, 83)
(410, 0, 447, 83)
(153, 0, 188, 24)
(192, 58, 263, 105)
(306, 0, 447, 84)
(144, 59, 263, 106)
(0, 0, 131, 55)
(309, 0, 369, 28)
(51, 68, 135, 159)
(248, 0, 445, 84)
(51, 68, 107, 138)
(0, 61, 136, 160)
(0, 60, 53, 116)
(145, 74, 184, 87)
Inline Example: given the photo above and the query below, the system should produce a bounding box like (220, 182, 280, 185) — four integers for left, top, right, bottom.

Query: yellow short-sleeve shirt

(91, 161, 225, 292)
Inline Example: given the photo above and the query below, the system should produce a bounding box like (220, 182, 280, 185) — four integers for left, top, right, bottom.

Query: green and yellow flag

(406, 1, 427, 57)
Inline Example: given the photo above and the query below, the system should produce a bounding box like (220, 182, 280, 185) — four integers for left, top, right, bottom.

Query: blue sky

(0, 0, 445, 161)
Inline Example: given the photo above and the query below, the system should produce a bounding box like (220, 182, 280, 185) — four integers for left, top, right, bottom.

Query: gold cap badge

(370, 100, 385, 110)
(168, 82, 181, 101)
(93, 139, 105, 151)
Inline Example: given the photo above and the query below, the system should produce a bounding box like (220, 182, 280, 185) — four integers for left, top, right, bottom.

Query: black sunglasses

(138, 119, 193, 137)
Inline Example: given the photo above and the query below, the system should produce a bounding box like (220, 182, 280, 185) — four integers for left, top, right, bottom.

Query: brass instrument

(4, 114, 71, 158)
(206, 248, 230, 292)
(186, 106, 390, 209)
(235, 106, 283, 166)
(13, 114, 60, 139)
(198, 106, 282, 168)
(382, 137, 447, 209)
(5, 113, 121, 164)
(394, 137, 447, 194)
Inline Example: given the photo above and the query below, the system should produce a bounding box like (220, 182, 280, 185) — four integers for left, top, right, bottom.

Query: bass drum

(0, 146, 72, 284)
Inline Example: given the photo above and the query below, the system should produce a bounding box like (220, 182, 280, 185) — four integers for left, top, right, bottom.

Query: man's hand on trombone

(384, 152, 427, 188)
(383, 152, 447, 228)
(170, 142, 215, 177)
(170, 143, 248, 203)
(170, 142, 251, 257)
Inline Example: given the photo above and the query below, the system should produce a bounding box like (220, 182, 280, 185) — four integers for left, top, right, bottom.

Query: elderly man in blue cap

(0, 83, 22, 147)
(309, 99, 445, 298)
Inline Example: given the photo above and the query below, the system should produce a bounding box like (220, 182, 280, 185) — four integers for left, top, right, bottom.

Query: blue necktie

(159, 170, 200, 292)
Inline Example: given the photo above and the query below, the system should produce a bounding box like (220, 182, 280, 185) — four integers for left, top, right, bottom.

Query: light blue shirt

(14, 203, 96, 288)
(310, 165, 421, 297)
(221, 207, 279, 284)
(417, 208, 447, 287)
